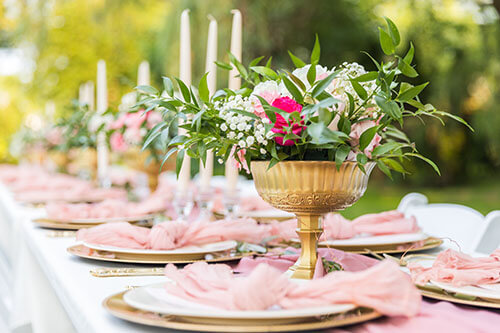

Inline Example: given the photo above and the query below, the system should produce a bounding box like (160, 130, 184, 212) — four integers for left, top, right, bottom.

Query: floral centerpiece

(138, 19, 471, 279)
(106, 91, 173, 189)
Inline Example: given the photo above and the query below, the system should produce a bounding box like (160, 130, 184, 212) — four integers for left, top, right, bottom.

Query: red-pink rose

(270, 97, 304, 146)
(109, 132, 128, 152)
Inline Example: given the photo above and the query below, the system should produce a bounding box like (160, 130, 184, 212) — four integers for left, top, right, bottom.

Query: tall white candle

(78, 84, 86, 104)
(225, 9, 242, 193)
(177, 9, 192, 194)
(96, 60, 109, 187)
(84, 81, 95, 111)
(137, 60, 150, 86)
(199, 15, 217, 192)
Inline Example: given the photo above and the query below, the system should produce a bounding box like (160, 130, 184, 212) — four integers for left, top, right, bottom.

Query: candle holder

(195, 188, 214, 221)
(173, 189, 194, 221)
(251, 161, 374, 280)
(223, 189, 241, 220)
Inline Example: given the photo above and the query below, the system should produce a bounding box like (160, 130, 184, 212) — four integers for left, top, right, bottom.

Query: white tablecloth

(0, 185, 173, 333)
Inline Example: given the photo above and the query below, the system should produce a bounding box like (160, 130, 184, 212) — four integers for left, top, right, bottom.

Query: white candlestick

(78, 84, 85, 104)
(177, 9, 192, 194)
(199, 15, 217, 192)
(84, 81, 95, 111)
(137, 60, 150, 86)
(96, 60, 109, 187)
(225, 9, 242, 193)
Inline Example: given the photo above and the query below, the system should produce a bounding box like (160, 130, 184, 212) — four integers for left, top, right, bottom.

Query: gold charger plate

(32, 219, 152, 230)
(320, 237, 443, 254)
(67, 244, 253, 264)
(103, 291, 381, 332)
(418, 286, 500, 309)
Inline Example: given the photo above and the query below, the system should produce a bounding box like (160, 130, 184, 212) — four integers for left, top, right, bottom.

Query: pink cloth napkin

(235, 247, 375, 278)
(162, 260, 421, 317)
(409, 249, 500, 287)
(76, 218, 271, 250)
(271, 210, 420, 241)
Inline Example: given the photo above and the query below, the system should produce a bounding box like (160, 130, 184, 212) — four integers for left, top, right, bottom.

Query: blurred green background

(0, 0, 499, 214)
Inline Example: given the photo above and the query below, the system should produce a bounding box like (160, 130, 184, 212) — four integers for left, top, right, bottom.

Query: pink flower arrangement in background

(109, 132, 128, 152)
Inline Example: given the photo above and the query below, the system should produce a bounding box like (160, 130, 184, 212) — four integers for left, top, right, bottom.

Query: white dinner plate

(83, 240, 237, 255)
(123, 282, 356, 320)
(430, 280, 500, 301)
(320, 232, 428, 246)
(47, 214, 156, 224)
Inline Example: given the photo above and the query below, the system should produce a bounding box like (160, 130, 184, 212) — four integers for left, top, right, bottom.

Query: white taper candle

(96, 60, 109, 187)
(225, 9, 242, 193)
(199, 15, 217, 192)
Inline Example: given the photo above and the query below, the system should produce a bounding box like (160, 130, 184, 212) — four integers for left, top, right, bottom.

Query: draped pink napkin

(408, 249, 500, 287)
(235, 247, 375, 278)
(271, 210, 420, 241)
(162, 260, 421, 317)
(76, 218, 271, 250)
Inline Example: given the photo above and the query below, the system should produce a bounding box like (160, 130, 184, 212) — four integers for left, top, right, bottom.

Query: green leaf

(406, 153, 441, 175)
(354, 71, 378, 82)
(384, 17, 400, 46)
(250, 66, 279, 80)
(310, 34, 321, 65)
(161, 147, 178, 170)
(356, 153, 368, 165)
(228, 52, 248, 79)
(383, 158, 407, 173)
(335, 145, 351, 169)
(215, 61, 233, 70)
(375, 96, 402, 121)
(377, 160, 393, 180)
(267, 158, 280, 170)
(265, 56, 273, 68)
(307, 122, 325, 141)
(384, 126, 410, 143)
(397, 82, 429, 102)
(175, 149, 185, 176)
(198, 73, 210, 103)
(379, 28, 395, 55)
(249, 56, 265, 67)
(288, 50, 306, 68)
(350, 80, 368, 100)
(359, 125, 379, 151)
(312, 71, 339, 98)
(434, 111, 474, 132)
(318, 107, 334, 126)
(404, 42, 415, 64)
(288, 72, 307, 91)
(338, 117, 351, 134)
(372, 141, 406, 156)
(162, 77, 174, 97)
(230, 108, 260, 120)
(197, 141, 207, 163)
(175, 78, 191, 102)
(307, 64, 317, 85)
(361, 51, 381, 71)
(398, 58, 418, 78)
(282, 77, 304, 104)
(142, 122, 166, 150)
(136, 85, 158, 95)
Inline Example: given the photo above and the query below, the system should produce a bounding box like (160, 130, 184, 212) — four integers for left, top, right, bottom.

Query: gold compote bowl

(251, 161, 375, 280)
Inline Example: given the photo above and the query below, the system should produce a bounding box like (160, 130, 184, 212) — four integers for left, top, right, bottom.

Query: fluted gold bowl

(251, 160, 375, 279)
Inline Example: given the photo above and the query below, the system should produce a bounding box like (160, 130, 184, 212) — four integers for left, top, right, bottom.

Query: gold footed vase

(251, 161, 375, 279)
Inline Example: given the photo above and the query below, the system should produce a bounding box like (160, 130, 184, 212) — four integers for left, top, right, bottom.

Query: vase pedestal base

(285, 214, 323, 280)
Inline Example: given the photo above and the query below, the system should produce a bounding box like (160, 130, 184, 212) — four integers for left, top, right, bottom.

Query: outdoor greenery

(1, 0, 499, 199)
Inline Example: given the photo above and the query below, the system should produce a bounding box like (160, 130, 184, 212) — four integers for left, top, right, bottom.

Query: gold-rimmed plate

(32, 219, 153, 230)
(320, 237, 443, 254)
(37, 214, 156, 225)
(103, 290, 381, 332)
(67, 244, 253, 264)
(418, 285, 500, 309)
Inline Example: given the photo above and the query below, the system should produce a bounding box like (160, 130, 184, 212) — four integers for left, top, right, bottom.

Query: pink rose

(124, 112, 146, 129)
(146, 111, 162, 129)
(110, 132, 128, 152)
(348, 120, 382, 158)
(109, 114, 127, 130)
(270, 97, 304, 146)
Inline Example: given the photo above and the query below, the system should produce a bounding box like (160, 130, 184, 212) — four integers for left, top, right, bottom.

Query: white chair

(471, 211, 500, 254)
(397, 192, 488, 253)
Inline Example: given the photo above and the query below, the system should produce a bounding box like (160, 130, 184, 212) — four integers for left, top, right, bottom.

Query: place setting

(3, 2, 500, 333)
